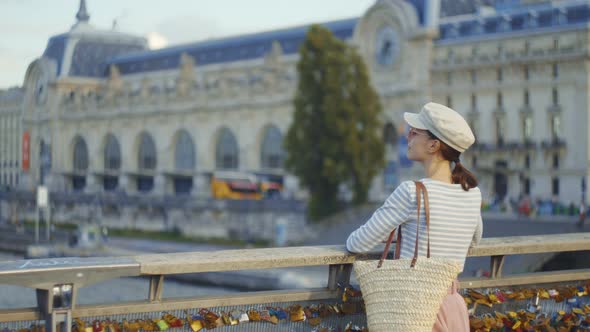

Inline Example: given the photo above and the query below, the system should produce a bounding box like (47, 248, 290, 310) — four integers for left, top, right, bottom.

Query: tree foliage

(285, 25, 385, 220)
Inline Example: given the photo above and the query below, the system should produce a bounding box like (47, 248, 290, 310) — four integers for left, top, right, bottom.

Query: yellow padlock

(495, 312, 507, 320)
(189, 320, 202, 332)
(512, 321, 521, 330)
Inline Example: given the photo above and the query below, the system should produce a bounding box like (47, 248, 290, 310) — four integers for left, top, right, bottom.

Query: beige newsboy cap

(403, 102, 475, 153)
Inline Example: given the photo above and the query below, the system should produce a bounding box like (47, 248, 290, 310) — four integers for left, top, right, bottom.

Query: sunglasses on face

(407, 128, 430, 139)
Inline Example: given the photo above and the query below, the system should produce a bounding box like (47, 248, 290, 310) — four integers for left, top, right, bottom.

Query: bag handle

(411, 181, 431, 267)
(377, 181, 431, 268)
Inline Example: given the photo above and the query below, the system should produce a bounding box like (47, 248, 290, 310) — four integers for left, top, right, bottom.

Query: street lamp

(36, 139, 52, 242)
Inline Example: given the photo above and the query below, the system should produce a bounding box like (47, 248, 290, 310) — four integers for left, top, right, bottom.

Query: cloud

(154, 15, 226, 46)
(146, 31, 168, 50)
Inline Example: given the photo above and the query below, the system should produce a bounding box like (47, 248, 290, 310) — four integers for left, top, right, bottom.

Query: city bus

(210, 171, 262, 200)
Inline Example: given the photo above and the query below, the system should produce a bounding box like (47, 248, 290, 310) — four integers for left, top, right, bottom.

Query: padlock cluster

(2, 285, 367, 332)
(464, 283, 590, 331)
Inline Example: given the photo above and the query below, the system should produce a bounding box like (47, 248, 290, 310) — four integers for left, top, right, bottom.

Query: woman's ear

(427, 139, 440, 154)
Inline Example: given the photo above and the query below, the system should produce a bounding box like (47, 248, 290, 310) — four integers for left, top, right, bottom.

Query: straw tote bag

(353, 181, 463, 332)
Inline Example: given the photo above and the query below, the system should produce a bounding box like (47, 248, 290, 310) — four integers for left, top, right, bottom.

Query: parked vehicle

(254, 172, 284, 199)
(211, 171, 262, 200)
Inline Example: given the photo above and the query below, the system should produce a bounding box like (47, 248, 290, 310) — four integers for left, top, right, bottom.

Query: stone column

(18, 172, 35, 191)
(164, 175, 174, 195)
(45, 173, 66, 192)
(153, 173, 166, 196)
(85, 173, 101, 193)
(192, 173, 211, 199)
(119, 174, 133, 194)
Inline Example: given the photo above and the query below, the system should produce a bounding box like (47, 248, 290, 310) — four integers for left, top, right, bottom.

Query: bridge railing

(0, 232, 589, 331)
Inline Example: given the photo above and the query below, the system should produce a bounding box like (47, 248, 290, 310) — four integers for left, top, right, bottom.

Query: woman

(346, 102, 483, 332)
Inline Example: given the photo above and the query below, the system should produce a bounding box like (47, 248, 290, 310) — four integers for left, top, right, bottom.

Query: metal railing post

(37, 284, 74, 332)
(148, 275, 165, 302)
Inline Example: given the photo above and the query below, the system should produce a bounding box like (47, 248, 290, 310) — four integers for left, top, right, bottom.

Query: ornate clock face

(375, 26, 399, 67)
(34, 74, 48, 106)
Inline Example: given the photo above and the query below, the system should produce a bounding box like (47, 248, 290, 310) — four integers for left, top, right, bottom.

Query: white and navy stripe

(346, 178, 483, 269)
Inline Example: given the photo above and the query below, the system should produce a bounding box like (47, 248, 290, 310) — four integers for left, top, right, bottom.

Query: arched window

(72, 136, 88, 191)
(215, 128, 238, 170)
(103, 134, 121, 191)
(173, 130, 196, 195)
(383, 123, 398, 147)
(104, 134, 121, 170)
(138, 132, 157, 170)
(383, 122, 402, 190)
(260, 126, 284, 169)
(137, 132, 156, 192)
(174, 130, 195, 171)
(73, 136, 88, 171)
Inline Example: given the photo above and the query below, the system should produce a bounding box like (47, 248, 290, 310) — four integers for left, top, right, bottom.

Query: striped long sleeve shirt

(346, 178, 483, 270)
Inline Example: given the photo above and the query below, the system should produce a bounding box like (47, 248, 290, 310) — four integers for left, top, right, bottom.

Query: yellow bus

(210, 171, 262, 200)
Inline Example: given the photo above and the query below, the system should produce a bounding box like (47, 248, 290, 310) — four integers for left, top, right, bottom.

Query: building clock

(34, 73, 48, 106)
(375, 26, 399, 67)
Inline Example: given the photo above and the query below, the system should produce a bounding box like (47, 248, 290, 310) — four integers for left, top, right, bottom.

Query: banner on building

(22, 132, 30, 171)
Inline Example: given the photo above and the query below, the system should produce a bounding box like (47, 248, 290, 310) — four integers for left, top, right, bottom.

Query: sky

(0, 0, 375, 89)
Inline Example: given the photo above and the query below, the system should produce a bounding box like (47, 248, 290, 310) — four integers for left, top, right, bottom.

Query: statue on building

(106, 64, 124, 103)
(177, 53, 196, 97)
(262, 41, 284, 91)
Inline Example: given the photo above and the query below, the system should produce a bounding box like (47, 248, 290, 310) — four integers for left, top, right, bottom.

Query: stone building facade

(1, 0, 589, 206)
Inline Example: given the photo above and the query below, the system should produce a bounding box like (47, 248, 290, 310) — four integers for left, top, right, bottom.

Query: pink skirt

(432, 279, 470, 332)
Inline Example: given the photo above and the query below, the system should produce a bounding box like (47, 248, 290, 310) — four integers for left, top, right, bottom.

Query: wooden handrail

(1, 233, 589, 288)
(0, 233, 589, 324)
(466, 233, 590, 257)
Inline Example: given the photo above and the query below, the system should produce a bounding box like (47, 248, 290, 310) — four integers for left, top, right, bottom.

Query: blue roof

(42, 33, 145, 77)
(406, 0, 428, 25)
(100, 1, 590, 75)
(43, 34, 68, 75)
(106, 18, 358, 76)
(438, 1, 590, 42)
(69, 41, 144, 77)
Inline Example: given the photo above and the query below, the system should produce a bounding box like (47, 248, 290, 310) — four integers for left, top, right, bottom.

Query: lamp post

(36, 139, 51, 242)
(579, 177, 586, 229)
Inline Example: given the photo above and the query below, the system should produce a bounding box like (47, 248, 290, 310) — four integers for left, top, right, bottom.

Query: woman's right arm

(346, 181, 413, 253)
(470, 215, 483, 247)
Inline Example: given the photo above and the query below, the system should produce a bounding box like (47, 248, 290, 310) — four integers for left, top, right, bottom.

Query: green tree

(284, 25, 384, 220)
(346, 48, 385, 205)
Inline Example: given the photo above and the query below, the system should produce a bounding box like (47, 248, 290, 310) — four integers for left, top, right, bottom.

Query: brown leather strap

(411, 182, 422, 267)
(377, 181, 431, 268)
(378, 229, 396, 268)
(411, 181, 431, 267)
(421, 182, 431, 258)
(394, 224, 402, 259)
(377, 223, 403, 268)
